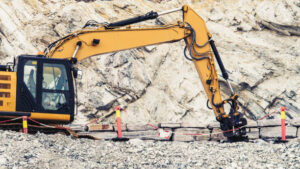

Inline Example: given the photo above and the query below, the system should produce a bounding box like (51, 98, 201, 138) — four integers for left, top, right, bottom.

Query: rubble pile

(0, 131, 299, 168)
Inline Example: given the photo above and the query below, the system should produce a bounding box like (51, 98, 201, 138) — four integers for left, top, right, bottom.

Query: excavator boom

(46, 25, 189, 61)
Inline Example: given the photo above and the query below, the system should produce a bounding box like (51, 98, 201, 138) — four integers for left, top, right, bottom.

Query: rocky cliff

(0, 0, 299, 125)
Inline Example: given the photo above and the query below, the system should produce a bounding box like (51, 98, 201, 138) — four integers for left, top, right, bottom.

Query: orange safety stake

(280, 106, 286, 141)
(115, 106, 122, 138)
(112, 106, 129, 142)
(22, 116, 28, 134)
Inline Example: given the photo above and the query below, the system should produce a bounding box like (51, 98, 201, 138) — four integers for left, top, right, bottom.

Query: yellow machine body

(0, 72, 17, 112)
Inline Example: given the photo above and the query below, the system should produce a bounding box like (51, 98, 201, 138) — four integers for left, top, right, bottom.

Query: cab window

(42, 63, 69, 111)
(23, 60, 37, 98)
(42, 63, 69, 91)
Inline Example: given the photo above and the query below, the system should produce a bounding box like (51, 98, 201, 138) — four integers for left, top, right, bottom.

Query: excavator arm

(45, 5, 247, 139)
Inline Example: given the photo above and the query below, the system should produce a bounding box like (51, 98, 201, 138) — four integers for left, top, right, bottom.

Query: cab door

(16, 55, 75, 122)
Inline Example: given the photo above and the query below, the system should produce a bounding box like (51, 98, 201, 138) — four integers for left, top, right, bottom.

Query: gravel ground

(0, 131, 299, 169)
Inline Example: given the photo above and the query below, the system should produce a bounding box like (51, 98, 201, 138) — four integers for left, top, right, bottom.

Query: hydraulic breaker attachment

(219, 113, 247, 141)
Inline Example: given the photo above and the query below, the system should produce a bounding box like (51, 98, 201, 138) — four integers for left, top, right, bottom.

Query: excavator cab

(15, 55, 75, 122)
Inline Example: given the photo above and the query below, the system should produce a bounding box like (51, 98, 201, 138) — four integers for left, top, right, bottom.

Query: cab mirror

(73, 68, 83, 79)
(77, 69, 83, 80)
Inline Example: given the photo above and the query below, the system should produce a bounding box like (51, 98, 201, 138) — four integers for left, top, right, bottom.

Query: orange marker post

(22, 116, 28, 134)
(115, 106, 122, 138)
(280, 107, 286, 141)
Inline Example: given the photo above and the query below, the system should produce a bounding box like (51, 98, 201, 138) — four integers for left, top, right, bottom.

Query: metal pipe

(157, 7, 183, 16)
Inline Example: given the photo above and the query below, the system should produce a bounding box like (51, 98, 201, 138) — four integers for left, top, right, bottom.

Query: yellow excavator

(0, 5, 246, 139)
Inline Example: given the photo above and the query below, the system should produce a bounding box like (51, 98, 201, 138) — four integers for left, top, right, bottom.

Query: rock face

(0, 0, 299, 125)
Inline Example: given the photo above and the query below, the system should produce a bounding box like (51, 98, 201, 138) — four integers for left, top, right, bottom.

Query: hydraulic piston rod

(157, 7, 182, 16)
(209, 39, 234, 95)
(70, 41, 82, 64)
